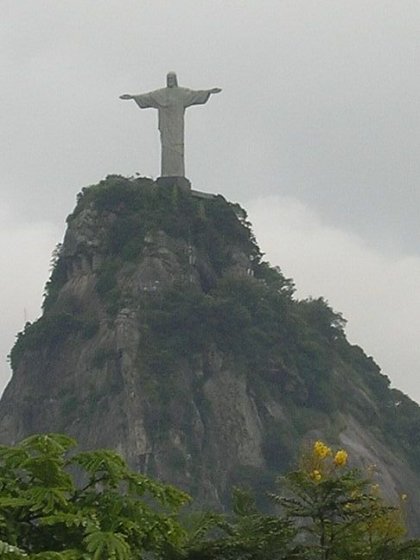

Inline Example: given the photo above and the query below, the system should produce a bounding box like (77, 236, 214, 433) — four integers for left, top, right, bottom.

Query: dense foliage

(68, 175, 261, 275)
(0, 433, 189, 559)
(0, 435, 419, 559)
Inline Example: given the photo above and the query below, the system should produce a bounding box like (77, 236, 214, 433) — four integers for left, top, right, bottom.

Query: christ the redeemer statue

(120, 72, 221, 178)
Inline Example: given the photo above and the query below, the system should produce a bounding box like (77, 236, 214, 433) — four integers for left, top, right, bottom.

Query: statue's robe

(132, 87, 212, 177)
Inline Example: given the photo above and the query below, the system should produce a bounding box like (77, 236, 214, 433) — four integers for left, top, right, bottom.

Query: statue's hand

(119, 94, 133, 100)
(210, 88, 222, 94)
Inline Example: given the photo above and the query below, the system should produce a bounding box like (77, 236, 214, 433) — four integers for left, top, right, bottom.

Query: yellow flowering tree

(271, 441, 418, 560)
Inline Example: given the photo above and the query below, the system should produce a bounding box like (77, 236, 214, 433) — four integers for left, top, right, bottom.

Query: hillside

(2, 175, 420, 531)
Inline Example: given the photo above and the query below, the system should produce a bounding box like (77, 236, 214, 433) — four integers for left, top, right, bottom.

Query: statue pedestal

(156, 176, 191, 191)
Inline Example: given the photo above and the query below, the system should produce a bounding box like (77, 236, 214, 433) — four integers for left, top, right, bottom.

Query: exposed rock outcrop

(2, 175, 420, 532)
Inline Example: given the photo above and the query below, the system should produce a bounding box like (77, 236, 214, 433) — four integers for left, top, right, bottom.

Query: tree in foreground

(0, 433, 189, 559)
(169, 488, 297, 560)
(273, 440, 420, 559)
(0, 434, 420, 559)
(170, 441, 420, 560)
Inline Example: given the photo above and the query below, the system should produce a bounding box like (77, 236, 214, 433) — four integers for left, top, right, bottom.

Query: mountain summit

(2, 175, 420, 531)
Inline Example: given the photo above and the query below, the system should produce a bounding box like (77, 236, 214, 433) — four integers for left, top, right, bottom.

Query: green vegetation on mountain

(5, 175, 420, 532)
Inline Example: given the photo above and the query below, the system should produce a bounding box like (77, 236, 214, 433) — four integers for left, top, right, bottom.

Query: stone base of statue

(156, 176, 191, 191)
(191, 189, 217, 200)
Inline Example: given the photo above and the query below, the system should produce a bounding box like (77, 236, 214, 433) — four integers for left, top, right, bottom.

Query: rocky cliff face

(2, 175, 420, 532)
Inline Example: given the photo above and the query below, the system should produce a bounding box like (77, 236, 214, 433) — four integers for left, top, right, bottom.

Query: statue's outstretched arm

(183, 87, 222, 107)
(120, 90, 161, 109)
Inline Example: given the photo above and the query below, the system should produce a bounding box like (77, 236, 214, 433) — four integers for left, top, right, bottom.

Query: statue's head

(166, 72, 178, 88)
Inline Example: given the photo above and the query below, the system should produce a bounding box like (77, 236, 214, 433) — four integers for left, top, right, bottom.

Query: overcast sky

(2, 0, 420, 402)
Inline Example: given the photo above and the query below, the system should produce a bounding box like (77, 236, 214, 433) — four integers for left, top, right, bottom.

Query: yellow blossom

(401, 494, 408, 501)
(333, 449, 348, 467)
(313, 441, 332, 459)
(311, 469, 322, 481)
